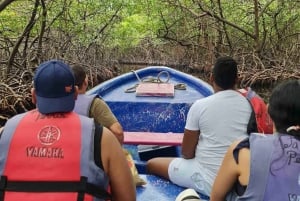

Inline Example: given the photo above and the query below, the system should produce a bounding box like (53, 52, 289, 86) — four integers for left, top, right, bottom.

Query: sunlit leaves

(0, 1, 32, 38)
(0, 0, 298, 54)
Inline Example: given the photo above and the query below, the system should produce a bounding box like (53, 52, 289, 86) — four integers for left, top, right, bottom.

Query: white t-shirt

(185, 90, 252, 188)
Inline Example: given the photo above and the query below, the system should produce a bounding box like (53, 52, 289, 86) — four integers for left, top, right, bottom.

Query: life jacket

(0, 110, 111, 201)
(227, 133, 300, 201)
(238, 87, 274, 134)
(74, 94, 98, 116)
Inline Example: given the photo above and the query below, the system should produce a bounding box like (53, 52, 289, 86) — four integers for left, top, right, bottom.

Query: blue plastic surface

(137, 174, 210, 201)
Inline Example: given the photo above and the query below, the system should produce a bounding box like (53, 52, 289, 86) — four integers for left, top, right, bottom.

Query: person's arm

(90, 98, 124, 144)
(181, 129, 199, 159)
(108, 122, 124, 144)
(182, 100, 202, 159)
(210, 141, 241, 201)
(101, 127, 136, 201)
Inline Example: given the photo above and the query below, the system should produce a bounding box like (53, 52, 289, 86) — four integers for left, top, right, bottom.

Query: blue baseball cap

(33, 60, 75, 114)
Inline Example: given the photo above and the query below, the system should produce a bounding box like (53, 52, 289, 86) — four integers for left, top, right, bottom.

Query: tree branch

(0, 0, 15, 12)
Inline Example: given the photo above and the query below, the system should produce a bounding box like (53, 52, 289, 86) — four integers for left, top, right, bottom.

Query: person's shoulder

(76, 112, 92, 120)
(250, 133, 275, 142)
(0, 112, 31, 133)
(194, 94, 215, 104)
(7, 111, 29, 121)
(230, 139, 245, 149)
(189, 99, 206, 111)
(92, 96, 106, 104)
(195, 91, 225, 106)
(89, 95, 107, 110)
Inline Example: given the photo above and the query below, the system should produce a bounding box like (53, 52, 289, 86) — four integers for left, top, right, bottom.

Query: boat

(87, 66, 213, 133)
(87, 66, 213, 201)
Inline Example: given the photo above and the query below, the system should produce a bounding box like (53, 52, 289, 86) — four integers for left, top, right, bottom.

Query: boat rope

(124, 70, 186, 93)
(131, 70, 142, 82)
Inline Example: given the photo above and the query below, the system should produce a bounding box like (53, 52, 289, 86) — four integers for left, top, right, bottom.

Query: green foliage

(0, 2, 32, 38)
(110, 14, 151, 48)
(0, 0, 298, 55)
(106, 0, 166, 50)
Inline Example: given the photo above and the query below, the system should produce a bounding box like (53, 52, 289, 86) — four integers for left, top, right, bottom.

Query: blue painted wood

(137, 174, 210, 201)
(87, 66, 213, 133)
(87, 66, 213, 160)
(88, 66, 213, 161)
(107, 101, 192, 133)
(87, 67, 213, 200)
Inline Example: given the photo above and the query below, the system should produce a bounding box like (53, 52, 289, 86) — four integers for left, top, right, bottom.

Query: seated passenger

(210, 79, 300, 201)
(71, 64, 146, 186)
(146, 56, 252, 196)
(0, 60, 135, 201)
(71, 64, 124, 144)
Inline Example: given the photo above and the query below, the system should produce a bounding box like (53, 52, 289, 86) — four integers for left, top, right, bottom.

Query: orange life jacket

(0, 110, 110, 201)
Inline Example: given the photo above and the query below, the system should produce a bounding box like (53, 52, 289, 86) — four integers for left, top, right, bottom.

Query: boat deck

(87, 66, 213, 201)
(88, 66, 213, 133)
(138, 174, 210, 201)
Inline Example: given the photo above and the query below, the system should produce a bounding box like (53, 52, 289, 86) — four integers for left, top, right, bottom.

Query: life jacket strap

(0, 176, 111, 201)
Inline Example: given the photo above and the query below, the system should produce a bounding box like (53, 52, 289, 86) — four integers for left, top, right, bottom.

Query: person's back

(147, 56, 252, 196)
(237, 133, 299, 201)
(211, 80, 300, 201)
(182, 56, 251, 191)
(190, 88, 251, 183)
(71, 64, 124, 144)
(0, 60, 135, 201)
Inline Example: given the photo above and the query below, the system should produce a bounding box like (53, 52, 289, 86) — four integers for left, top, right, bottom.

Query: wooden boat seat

(124, 131, 183, 146)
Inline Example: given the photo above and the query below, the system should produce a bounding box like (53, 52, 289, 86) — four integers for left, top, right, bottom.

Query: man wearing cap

(0, 59, 135, 201)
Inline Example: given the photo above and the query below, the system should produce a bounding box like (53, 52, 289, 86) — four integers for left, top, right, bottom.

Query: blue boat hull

(87, 66, 212, 200)
(137, 174, 210, 201)
(87, 66, 213, 133)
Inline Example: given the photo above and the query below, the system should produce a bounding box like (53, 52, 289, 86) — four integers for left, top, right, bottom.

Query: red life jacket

(239, 87, 274, 134)
(0, 110, 110, 201)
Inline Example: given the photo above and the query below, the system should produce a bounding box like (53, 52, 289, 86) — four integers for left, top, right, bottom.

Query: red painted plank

(124, 131, 183, 145)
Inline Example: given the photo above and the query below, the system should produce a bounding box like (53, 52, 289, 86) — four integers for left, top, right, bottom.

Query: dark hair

(71, 64, 87, 88)
(212, 56, 238, 90)
(268, 80, 300, 136)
